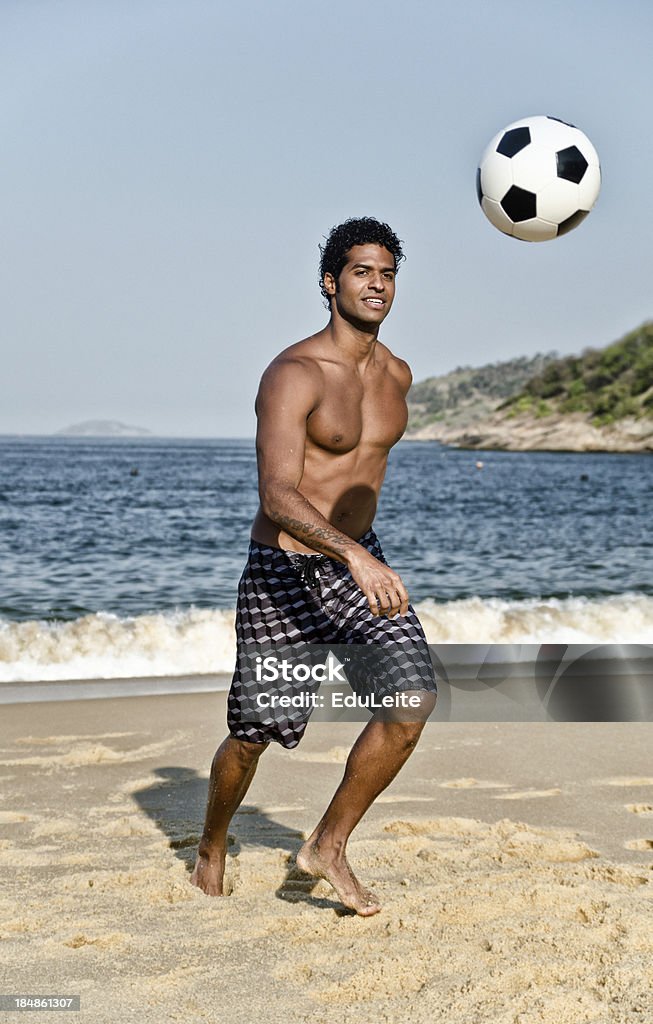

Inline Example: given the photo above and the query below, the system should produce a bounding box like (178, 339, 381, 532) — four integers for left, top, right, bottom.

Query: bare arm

(255, 358, 409, 617)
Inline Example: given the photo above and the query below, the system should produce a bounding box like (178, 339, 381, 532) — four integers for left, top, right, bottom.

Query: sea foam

(1, 594, 652, 683)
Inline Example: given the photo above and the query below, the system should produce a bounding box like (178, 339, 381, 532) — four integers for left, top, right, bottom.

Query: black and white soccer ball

(476, 115, 601, 242)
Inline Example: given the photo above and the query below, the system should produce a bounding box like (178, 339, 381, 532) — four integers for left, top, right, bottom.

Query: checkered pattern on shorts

(226, 527, 438, 748)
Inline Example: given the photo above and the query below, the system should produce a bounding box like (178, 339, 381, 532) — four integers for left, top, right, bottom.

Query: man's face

(324, 243, 397, 327)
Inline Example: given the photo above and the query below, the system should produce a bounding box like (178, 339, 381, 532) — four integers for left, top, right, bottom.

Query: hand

(346, 548, 409, 618)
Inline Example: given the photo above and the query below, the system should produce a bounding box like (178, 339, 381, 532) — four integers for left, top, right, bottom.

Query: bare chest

(306, 369, 408, 454)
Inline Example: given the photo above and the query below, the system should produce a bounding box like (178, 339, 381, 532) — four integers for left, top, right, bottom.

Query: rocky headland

(406, 321, 653, 452)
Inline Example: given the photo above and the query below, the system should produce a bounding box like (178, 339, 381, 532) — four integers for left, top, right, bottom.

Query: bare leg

(191, 735, 268, 896)
(297, 691, 436, 916)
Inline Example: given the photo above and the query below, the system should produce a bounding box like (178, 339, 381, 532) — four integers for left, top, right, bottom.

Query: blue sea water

(0, 436, 651, 681)
(1, 436, 650, 620)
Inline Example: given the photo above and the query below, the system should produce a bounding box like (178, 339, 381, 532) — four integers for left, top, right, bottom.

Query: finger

(390, 578, 409, 616)
(381, 570, 408, 612)
(370, 588, 391, 617)
(381, 587, 401, 618)
(366, 590, 381, 616)
(380, 584, 407, 617)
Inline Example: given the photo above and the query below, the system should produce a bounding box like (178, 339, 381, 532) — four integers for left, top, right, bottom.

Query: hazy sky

(2, 0, 652, 437)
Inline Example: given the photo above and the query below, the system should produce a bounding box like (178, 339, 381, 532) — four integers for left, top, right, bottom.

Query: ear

(323, 271, 337, 297)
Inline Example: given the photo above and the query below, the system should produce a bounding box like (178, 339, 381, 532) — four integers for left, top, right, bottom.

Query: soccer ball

(476, 115, 601, 241)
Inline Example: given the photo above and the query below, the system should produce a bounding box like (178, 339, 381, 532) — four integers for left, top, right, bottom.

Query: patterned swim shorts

(226, 528, 438, 748)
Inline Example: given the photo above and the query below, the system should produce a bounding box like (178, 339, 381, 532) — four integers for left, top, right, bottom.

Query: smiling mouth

(363, 298, 385, 308)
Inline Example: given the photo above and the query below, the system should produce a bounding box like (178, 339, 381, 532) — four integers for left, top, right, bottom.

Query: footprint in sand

(625, 804, 653, 816)
(584, 862, 649, 887)
(0, 734, 185, 769)
(624, 838, 653, 852)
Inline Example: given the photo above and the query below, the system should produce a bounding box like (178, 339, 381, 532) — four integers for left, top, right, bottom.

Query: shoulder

(377, 342, 413, 394)
(259, 340, 324, 388)
(256, 340, 324, 412)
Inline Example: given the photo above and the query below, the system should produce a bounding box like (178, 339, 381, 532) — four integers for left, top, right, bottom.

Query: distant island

(54, 420, 153, 437)
(406, 321, 653, 452)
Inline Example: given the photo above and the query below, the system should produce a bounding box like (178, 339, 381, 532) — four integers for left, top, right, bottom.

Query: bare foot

(296, 839, 381, 916)
(190, 845, 226, 896)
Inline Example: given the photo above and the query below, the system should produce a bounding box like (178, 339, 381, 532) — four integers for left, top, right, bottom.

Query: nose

(369, 272, 385, 291)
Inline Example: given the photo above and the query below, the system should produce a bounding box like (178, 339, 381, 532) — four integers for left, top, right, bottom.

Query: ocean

(1, 436, 651, 682)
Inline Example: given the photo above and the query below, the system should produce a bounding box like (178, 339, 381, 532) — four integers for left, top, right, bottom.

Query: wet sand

(1, 689, 652, 1023)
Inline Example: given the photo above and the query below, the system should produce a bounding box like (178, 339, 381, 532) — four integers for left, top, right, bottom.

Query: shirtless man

(191, 217, 437, 916)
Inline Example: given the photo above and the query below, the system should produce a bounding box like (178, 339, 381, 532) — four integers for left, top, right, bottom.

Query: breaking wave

(1, 593, 652, 683)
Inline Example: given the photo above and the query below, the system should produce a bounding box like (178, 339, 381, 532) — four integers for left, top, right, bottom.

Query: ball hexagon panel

(479, 153, 514, 203)
(556, 145, 588, 183)
(537, 178, 581, 224)
(501, 185, 536, 222)
(496, 126, 531, 158)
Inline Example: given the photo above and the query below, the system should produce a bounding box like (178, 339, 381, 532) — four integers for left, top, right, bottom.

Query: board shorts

(227, 527, 438, 748)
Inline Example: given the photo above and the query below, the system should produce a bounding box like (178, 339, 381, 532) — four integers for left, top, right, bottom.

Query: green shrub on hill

(407, 352, 556, 430)
(500, 321, 653, 424)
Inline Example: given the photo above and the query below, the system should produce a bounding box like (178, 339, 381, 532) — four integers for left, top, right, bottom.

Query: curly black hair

(318, 216, 405, 308)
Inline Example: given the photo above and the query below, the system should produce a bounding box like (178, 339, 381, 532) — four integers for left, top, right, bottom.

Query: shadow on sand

(131, 766, 352, 914)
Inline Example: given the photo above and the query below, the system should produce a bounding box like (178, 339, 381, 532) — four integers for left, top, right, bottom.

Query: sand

(1, 690, 652, 1024)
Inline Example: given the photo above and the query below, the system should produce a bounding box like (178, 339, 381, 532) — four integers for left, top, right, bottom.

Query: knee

(386, 690, 436, 748)
(416, 690, 438, 720)
(398, 689, 437, 724)
(234, 737, 269, 763)
(378, 716, 426, 753)
(222, 735, 269, 767)
(398, 719, 426, 751)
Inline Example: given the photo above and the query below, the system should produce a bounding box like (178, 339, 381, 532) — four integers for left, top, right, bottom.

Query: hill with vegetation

(406, 321, 653, 452)
(498, 321, 653, 424)
(407, 353, 557, 433)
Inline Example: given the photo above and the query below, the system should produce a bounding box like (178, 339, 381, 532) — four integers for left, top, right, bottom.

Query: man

(191, 216, 437, 916)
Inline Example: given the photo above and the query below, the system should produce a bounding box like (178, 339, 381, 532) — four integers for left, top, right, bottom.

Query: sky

(2, 0, 652, 437)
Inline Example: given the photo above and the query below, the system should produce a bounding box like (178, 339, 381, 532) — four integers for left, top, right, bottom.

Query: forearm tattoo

(276, 514, 357, 559)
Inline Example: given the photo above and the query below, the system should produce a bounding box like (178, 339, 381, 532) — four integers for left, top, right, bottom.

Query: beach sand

(2, 689, 652, 1023)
